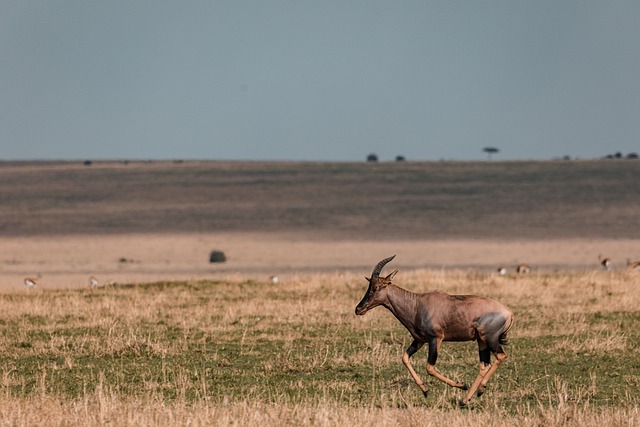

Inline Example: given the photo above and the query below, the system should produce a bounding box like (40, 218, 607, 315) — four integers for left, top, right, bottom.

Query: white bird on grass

(23, 277, 38, 287)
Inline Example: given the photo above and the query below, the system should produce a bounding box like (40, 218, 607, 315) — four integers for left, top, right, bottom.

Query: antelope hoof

(459, 383, 469, 391)
(477, 386, 485, 397)
(422, 389, 429, 399)
(458, 398, 469, 407)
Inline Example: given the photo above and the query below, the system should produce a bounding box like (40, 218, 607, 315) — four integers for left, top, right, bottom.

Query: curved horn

(371, 255, 396, 278)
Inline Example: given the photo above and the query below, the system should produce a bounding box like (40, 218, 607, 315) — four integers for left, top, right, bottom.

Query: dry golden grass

(0, 269, 638, 425)
(1, 396, 638, 427)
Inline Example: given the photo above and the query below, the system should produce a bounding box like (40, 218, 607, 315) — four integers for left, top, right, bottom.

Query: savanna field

(1, 160, 640, 426)
(2, 271, 640, 426)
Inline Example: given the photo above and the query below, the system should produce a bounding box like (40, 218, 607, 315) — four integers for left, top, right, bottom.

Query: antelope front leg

(426, 338, 468, 390)
(402, 341, 429, 397)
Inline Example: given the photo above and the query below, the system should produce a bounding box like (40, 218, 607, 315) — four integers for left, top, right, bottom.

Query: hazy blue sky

(1, 1, 639, 161)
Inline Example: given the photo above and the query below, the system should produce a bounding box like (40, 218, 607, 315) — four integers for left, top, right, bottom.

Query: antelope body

(355, 256, 514, 405)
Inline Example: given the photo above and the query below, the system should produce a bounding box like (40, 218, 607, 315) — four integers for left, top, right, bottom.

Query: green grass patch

(0, 274, 639, 421)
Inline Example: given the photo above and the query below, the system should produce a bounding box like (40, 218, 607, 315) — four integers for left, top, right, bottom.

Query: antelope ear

(385, 269, 399, 281)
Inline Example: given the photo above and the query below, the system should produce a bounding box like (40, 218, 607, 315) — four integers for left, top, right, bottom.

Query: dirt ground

(2, 232, 638, 290)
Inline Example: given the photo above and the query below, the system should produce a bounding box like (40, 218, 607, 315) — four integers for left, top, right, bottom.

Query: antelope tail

(499, 315, 515, 346)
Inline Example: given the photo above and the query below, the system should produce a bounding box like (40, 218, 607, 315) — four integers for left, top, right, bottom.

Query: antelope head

(355, 255, 398, 315)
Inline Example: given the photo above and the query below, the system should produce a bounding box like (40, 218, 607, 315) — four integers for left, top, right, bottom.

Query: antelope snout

(355, 305, 368, 316)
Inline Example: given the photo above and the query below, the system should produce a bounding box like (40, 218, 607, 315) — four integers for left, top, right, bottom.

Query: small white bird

(23, 277, 38, 287)
(89, 276, 99, 287)
(269, 275, 280, 284)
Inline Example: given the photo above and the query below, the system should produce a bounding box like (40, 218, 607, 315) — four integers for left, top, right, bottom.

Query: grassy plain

(1, 269, 639, 426)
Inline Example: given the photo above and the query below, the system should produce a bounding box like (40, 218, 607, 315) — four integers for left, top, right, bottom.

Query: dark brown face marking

(355, 280, 379, 315)
(356, 256, 397, 315)
(355, 286, 372, 315)
(355, 274, 398, 315)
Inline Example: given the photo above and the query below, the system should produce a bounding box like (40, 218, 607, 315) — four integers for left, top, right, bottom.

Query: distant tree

(395, 155, 406, 162)
(366, 153, 378, 163)
(482, 147, 499, 160)
(627, 152, 639, 159)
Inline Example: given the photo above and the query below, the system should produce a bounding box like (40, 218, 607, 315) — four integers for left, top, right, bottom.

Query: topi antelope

(355, 255, 514, 406)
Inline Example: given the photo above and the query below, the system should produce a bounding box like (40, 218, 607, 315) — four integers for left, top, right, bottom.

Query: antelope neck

(383, 285, 423, 336)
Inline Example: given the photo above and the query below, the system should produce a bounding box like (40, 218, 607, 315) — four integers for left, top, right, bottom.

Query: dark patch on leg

(479, 347, 491, 366)
(406, 341, 422, 358)
(427, 339, 438, 366)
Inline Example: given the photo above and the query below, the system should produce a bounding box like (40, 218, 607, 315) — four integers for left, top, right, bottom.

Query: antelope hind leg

(460, 363, 491, 406)
(461, 352, 507, 405)
(475, 346, 492, 397)
(477, 352, 508, 396)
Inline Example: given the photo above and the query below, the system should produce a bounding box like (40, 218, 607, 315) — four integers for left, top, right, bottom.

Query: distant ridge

(1, 160, 639, 239)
